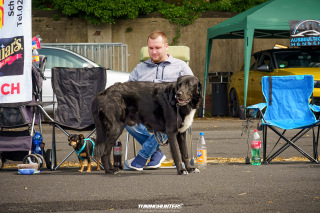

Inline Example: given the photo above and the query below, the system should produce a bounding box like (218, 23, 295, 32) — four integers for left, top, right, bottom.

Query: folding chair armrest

(247, 103, 267, 121)
(246, 103, 267, 111)
(310, 104, 320, 113)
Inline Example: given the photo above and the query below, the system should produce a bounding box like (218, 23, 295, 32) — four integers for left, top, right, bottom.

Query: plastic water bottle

(251, 129, 261, 165)
(32, 131, 43, 155)
(32, 49, 40, 68)
(32, 35, 41, 68)
(32, 35, 42, 49)
(197, 132, 207, 169)
(113, 141, 122, 170)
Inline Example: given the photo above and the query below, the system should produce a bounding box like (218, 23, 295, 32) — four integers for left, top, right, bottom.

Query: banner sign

(0, 0, 32, 103)
(290, 20, 320, 47)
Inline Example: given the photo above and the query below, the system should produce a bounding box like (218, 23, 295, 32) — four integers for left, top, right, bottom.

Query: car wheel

(229, 89, 239, 117)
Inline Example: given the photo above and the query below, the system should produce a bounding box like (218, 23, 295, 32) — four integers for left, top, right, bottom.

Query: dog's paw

(186, 167, 197, 173)
(178, 170, 188, 175)
(113, 168, 122, 175)
(104, 169, 115, 175)
(192, 168, 200, 173)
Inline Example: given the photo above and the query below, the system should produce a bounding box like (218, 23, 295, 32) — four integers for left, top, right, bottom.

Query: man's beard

(151, 54, 167, 63)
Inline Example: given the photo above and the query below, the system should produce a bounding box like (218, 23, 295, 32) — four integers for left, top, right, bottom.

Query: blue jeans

(126, 124, 167, 160)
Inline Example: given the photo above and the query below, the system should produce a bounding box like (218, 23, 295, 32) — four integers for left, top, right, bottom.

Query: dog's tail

(93, 106, 112, 158)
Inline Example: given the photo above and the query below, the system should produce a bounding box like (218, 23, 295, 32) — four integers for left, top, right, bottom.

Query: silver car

(37, 46, 130, 112)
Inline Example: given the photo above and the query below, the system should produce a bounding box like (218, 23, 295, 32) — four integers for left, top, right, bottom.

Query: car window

(259, 54, 273, 70)
(274, 50, 320, 68)
(240, 55, 256, 71)
(261, 55, 270, 67)
(250, 55, 257, 70)
(38, 48, 94, 69)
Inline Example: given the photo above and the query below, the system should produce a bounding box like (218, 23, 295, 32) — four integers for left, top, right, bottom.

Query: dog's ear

(198, 81, 203, 99)
(191, 80, 203, 108)
(168, 85, 177, 106)
(79, 134, 84, 140)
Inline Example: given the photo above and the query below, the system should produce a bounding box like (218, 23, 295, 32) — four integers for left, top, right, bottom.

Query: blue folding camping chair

(247, 75, 319, 164)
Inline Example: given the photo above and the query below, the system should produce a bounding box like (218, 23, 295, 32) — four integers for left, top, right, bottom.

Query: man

(127, 30, 193, 171)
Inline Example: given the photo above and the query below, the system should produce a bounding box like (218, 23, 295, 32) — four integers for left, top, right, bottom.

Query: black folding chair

(38, 67, 107, 170)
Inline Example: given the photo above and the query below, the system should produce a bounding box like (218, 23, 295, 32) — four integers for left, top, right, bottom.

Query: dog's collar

(75, 138, 95, 161)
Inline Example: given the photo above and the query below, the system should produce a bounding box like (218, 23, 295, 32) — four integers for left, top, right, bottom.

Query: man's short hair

(148, 31, 168, 44)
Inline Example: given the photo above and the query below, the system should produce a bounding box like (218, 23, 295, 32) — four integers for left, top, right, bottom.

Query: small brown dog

(68, 134, 100, 172)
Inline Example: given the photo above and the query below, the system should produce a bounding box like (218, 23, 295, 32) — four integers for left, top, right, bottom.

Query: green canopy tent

(203, 0, 320, 116)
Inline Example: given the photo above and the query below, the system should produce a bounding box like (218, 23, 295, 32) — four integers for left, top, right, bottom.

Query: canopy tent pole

(202, 38, 213, 117)
(243, 29, 254, 108)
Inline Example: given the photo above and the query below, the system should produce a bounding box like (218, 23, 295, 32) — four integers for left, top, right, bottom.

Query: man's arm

(181, 64, 194, 76)
(128, 67, 138, 82)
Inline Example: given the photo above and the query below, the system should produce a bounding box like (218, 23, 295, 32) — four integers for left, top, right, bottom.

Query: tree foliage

(33, 0, 269, 26)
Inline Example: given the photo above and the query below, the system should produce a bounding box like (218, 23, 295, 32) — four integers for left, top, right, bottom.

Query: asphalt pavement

(0, 117, 319, 213)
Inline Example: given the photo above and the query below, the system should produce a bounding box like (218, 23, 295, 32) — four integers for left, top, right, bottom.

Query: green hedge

(33, 0, 268, 44)
(33, 0, 268, 26)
